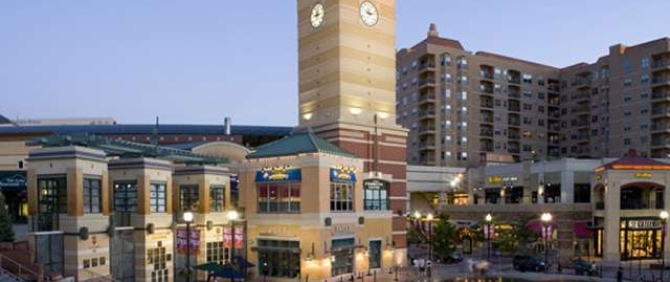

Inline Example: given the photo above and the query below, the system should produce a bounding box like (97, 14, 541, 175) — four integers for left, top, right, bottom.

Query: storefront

(593, 217, 664, 260)
(0, 170, 28, 222)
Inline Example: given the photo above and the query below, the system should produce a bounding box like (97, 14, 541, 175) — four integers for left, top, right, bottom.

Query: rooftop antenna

(151, 116, 159, 148)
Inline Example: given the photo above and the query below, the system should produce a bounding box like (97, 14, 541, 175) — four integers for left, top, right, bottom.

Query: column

(602, 180, 621, 266)
(561, 171, 575, 204)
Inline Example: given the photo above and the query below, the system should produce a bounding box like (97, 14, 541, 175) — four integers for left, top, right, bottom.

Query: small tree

(0, 193, 15, 242)
(431, 212, 457, 261)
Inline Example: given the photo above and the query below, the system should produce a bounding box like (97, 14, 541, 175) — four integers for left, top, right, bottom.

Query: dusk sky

(1, 0, 669, 126)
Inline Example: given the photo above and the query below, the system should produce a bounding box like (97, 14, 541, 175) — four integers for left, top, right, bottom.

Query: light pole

(183, 211, 194, 282)
(227, 210, 240, 266)
(485, 213, 492, 261)
(541, 212, 553, 273)
(426, 213, 434, 279)
(660, 210, 668, 282)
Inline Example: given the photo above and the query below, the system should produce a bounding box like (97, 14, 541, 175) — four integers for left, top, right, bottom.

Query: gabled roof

(0, 114, 12, 125)
(595, 150, 670, 172)
(247, 132, 355, 159)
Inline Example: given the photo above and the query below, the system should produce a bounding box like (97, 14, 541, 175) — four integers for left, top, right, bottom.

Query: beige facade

(398, 25, 670, 167)
(239, 152, 397, 281)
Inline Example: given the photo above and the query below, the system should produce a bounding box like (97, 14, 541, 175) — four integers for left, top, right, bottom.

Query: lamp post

(540, 212, 553, 273)
(183, 211, 194, 282)
(227, 210, 240, 266)
(485, 213, 492, 261)
(426, 213, 434, 279)
(660, 210, 668, 282)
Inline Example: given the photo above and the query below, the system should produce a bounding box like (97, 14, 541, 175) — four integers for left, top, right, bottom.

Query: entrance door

(111, 229, 135, 282)
(34, 233, 64, 275)
(369, 240, 381, 269)
(331, 238, 354, 276)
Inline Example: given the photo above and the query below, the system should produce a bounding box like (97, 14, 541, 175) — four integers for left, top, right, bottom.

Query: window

(180, 185, 199, 212)
(641, 58, 650, 69)
(83, 177, 102, 214)
(150, 183, 167, 213)
(624, 78, 632, 87)
(641, 74, 650, 84)
(258, 240, 300, 278)
(257, 183, 301, 213)
(114, 182, 138, 213)
(522, 74, 533, 84)
(574, 184, 591, 203)
(330, 182, 354, 212)
(210, 185, 225, 212)
(206, 241, 229, 265)
(17, 160, 23, 169)
(440, 54, 451, 66)
(37, 177, 67, 230)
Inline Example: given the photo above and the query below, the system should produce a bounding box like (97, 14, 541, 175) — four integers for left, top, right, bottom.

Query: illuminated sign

(256, 166, 301, 183)
(488, 176, 517, 183)
(635, 172, 653, 179)
(331, 166, 357, 183)
(626, 219, 661, 230)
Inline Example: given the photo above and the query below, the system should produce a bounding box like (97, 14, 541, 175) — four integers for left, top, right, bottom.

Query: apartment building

(397, 24, 670, 167)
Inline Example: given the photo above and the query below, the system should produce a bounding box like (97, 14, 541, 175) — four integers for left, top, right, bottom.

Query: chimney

(428, 23, 439, 37)
(224, 117, 231, 135)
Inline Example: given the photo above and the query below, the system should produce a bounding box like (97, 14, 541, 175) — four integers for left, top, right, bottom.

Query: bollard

(373, 270, 377, 282)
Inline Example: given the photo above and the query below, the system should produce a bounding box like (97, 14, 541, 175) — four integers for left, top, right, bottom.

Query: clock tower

(297, 0, 408, 263)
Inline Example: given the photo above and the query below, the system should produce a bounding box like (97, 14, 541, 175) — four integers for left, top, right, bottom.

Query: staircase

(0, 267, 24, 281)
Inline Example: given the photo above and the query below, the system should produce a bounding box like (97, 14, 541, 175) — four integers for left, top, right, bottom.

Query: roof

(595, 150, 670, 172)
(475, 51, 558, 70)
(0, 124, 292, 136)
(0, 114, 12, 125)
(27, 133, 227, 165)
(247, 132, 355, 159)
(424, 36, 464, 50)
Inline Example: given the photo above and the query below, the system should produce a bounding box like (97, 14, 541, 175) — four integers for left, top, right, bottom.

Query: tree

(0, 193, 15, 242)
(431, 212, 457, 261)
(492, 215, 539, 255)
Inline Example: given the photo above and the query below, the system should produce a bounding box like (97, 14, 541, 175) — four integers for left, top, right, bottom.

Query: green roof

(247, 132, 355, 159)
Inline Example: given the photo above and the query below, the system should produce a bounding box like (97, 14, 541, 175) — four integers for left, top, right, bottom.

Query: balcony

(508, 120, 521, 127)
(652, 123, 670, 133)
(652, 138, 670, 147)
(548, 111, 560, 119)
(507, 70, 521, 84)
(571, 106, 589, 114)
(418, 110, 436, 119)
(418, 63, 436, 73)
(480, 101, 494, 109)
(652, 76, 670, 86)
(480, 143, 494, 152)
(652, 107, 670, 117)
(548, 84, 560, 92)
(479, 84, 494, 95)
(508, 105, 520, 112)
(548, 98, 560, 106)
(480, 116, 494, 124)
(419, 141, 436, 151)
(418, 78, 437, 88)
(508, 147, 520, 154)
(508, 132, 520, 140)
(418, 125, 436, 135)
(418, 94, 436, 104)
(571, 93, 589, 101)
(547, 124, 560, 132)
(652, 60, 670, 70)
(480, 129, 493, 137)
(575, 120, 589, 128)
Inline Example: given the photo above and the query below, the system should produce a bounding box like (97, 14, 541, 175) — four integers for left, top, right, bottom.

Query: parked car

(512, 254, 547, 272)
(573, 259, 597, 276)
(443, 252, 463, 264)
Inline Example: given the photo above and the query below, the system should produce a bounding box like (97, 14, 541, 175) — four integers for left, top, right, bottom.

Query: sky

(1, 0, 669, 127)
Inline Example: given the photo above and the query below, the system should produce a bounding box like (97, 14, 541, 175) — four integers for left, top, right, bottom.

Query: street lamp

(426, 213, 434, 279)
(485, 213, 492, 261)
(227, 210, 240, 266)
(660, 210, 669, 282)
(541, 212, 553, 273)
(183, 211, 194, 282)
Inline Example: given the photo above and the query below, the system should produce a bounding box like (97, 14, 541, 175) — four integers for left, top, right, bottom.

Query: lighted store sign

(488, 176, 517, 184)
(626, 219, 661, 230)
(256, 166, 301, 183)
(635, 172, 653, 179)
(330, 166, 357, 183)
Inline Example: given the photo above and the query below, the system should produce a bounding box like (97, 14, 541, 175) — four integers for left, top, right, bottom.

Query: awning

(574, 222, 593, 238)
(0, 171, 26, 192)
(195, 262, 223, 272)
(212, 265, 245, 279)
(235, 256, 255, 269)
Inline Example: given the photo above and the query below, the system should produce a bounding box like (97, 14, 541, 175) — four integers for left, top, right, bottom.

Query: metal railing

(0, 253, 44, 282)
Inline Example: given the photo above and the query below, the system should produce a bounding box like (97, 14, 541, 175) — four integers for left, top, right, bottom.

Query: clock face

(310, 3, 325, 28)
(359, 1, 379, 27)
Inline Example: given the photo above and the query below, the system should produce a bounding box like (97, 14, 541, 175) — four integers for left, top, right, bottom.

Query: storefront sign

(223, 226, 244, 249)
(0, 171, 26, 192)
(176, 228, 200, 254)
(626, 219, 661, 230)
(363, 179, 388, 190)
(488, 176, 517, 184)
(330, 167, 357, 183)
(635, 172, 653, 179)
(333, 224, 354, 236)
(256, 166, 301, 183)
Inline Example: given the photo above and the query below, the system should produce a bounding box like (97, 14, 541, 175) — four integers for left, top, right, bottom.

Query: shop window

(257, 183, 301, 213)
(83, 177, 102, 214)
(330, 182, 354, 212)
(113, 181, 138, 226)
(364, 180, 389, 211)
(573, 184, 591, 203)
(210, 185, 225, 212)
(369, 240, 382, 269)
(179, 185, 199, 212)
(150, 183, 167, 213)
(206, 241, 229, 265)
(258, 239, 301, 278)
(37, 177, 67, 231)
(544, 184, 561, 204)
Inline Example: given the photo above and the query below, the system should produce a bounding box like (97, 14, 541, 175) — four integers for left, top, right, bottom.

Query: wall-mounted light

(349, 107, 363, 115)
(377, 112, 390, 119)
(303, 113, 313, 121)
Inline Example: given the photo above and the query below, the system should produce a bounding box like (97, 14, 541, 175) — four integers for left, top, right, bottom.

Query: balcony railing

(548, 85, 560, 92)
(509, 132, 520, 140)
(481, 102, 494, 108)
(418, 79, 436, 87)
(418, 95, 436, 103)
(652, 77, 670, 85)
(480, 129, 493, 137)
(509, 120, 521, 126)
(508, 148, 520, 154)
(480, 116, 494, 123)
(652, 92, 670, 100)
(652, 107, 670, 116)
(418, 63, 436, 71)
(652, 60, 670, 69)
(508, 105, 520, 112)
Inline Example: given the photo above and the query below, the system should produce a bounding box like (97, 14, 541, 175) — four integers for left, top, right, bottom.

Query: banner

(176, 228, 200, 254)
(223, 226, 245, 249)
(256, 167, 301, 183)
(483, 225, 494, 239)
(330, 167, 357, 183)
(541, 225, 554, 241)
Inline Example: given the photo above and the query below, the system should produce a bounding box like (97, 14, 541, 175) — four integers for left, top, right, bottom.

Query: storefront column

(602, 181, 621, 266)
(560, 172, 574, 204)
